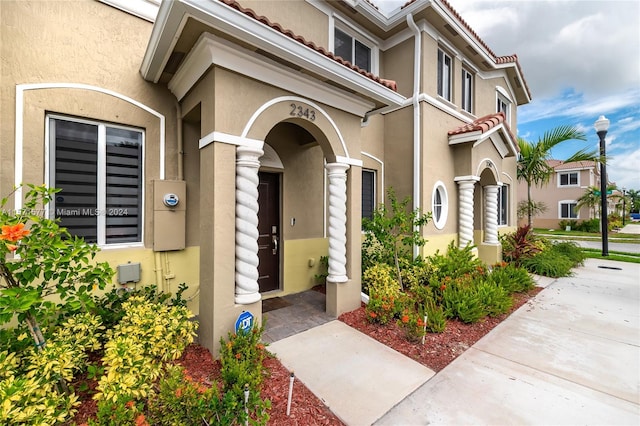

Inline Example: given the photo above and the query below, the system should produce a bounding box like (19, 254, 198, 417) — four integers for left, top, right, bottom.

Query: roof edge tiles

(448, 112, 506, 136)
(219, 0, 397, 92)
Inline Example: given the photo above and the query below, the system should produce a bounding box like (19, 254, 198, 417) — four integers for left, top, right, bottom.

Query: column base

(327, 274, 348, 283)
(235, 292, 262, 305)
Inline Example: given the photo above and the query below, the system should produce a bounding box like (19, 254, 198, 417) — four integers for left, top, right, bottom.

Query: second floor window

(49, 116, 144, 245)
(334, 28, 371, 72)
(497, 93, 511, 123)
(437, 49, 452, 101)
(462, 68, 473, 113)
(559, 171, 579, 186)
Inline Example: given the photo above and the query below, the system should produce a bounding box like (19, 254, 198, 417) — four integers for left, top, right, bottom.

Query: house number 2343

(290, 103, 316, 121)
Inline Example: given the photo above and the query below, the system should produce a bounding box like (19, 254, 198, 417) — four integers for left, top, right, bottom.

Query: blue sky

(375, 0, 640, 190)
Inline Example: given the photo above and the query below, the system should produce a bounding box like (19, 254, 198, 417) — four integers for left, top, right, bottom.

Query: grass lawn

(581, 248, 640, 264)
(534, 227, 640, 244)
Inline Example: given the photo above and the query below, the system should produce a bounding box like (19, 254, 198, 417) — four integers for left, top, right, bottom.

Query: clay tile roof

(448, 112, 506, 136)
(552, 160, 597, 170)
(218, 0, 397, 92)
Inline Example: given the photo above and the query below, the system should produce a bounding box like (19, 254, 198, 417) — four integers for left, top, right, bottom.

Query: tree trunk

(527, 182, 533, 227)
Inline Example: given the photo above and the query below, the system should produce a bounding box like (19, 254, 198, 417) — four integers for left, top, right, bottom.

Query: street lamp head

(594, 115, 610, 133)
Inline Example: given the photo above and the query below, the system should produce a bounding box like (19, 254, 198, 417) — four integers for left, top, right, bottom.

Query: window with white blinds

(362, 169, 376, 221)
(49, 116, 143, 245)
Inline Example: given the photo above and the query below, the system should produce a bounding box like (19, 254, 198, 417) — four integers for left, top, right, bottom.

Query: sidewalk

(376, 258, 640, 425)
(269, 258, 639, 425)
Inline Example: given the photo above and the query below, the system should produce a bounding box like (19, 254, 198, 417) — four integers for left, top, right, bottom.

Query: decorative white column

(325, 162, 350, 283)
(456, 178, 477, 248)
(484, 185, 500, 244)
(235, 145, 264, 304)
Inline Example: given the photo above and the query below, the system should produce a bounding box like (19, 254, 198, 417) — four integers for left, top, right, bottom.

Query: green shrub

(475, 282, 513, 317)
(219, 324, 271, 425)
(95, 296, 197, 403)
(423, 299, 447, 333)
(575, 218, 600, 233)
(488, 262, 535, 294)
(441, 281, 485, 324)
(427, 242, 483, 281)
(364, 263, 402, 324)
(397, 307, 426, 342)
(558, 219, 578, 230)
(520, 250, 574, 278)
(551, 241, 585, 266)
(147, 364, 248, 426)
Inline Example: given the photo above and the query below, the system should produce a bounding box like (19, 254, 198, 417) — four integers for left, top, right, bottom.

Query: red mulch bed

(339, 287, 542, 372)
(71, 287, 541, 425)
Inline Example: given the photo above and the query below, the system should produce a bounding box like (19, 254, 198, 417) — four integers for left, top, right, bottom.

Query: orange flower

(125, 401, 135, 409)
(235, 353, 242, 360)
(175, 388, 183, 398)
(6, 244, 18, 252)
(417, 319, 424, 327)
(440, 284, 446, 291)
(0, 223, 30, 242)
(197, 384, 207, 394)
(256, 343, 265, 351)
(368, 311, 377, 318)
(401, 315, 409, 324)
(135, 414, 149, 426)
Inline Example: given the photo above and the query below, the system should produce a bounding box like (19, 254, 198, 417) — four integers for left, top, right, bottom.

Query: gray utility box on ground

(153, 180, 186, 251)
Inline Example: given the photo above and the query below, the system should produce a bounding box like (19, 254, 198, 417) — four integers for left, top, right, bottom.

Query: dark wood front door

(257, 172, 280, 293)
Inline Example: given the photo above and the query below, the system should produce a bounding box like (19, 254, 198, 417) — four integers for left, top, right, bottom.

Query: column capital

(325, 162, 350, 175)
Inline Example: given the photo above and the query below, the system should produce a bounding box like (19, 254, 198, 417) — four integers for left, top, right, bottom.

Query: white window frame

(558, 171, 580, 187)
(332, 19, 378, 74)
(362, 169, 376, 221)
(559, 200, 579, 219)
(47, 114, 145, 248)
(461, 68, 473, 113)
(437, 49, 453, 102)
(432, 181, 449, 230)
(496, 87, 511, 123)
(498, 184, 508, 226)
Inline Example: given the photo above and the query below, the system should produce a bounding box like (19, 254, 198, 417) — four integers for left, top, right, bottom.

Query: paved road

(570, 239, 640, 254)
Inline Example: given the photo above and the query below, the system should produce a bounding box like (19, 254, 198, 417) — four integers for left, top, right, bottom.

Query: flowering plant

(0, 184, 114, 351)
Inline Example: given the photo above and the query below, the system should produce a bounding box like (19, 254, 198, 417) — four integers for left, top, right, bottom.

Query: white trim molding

(14, 83, 165, 209)
(199, 131, 263, 150)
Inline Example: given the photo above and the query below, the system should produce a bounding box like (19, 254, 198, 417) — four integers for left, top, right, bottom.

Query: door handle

(272, 235, 278, 255)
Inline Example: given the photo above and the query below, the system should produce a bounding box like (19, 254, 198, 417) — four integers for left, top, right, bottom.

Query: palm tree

(627, 189, 640, 214)
(576, 186, 600, 218)
(517, 125, 598, 227)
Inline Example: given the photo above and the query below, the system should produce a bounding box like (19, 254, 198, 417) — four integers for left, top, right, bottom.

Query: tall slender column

(484, 185, 499, 244)
(235, 145, 263, 304)
(456, 178, 477, 248)
(325, 162, 350, 283)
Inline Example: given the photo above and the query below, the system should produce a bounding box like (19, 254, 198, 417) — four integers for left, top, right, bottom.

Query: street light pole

(622, 188, 626, 226)
(594, 115, 609, 257)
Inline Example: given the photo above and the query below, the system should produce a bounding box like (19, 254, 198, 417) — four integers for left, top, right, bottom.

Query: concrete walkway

(267, 258, 639, 425)
(376, 258, 640, 425)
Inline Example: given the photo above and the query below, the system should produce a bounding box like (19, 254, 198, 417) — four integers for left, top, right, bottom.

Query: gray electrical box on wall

(153, 180, 186, 251)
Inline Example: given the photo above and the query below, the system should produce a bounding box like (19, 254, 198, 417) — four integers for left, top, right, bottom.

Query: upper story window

(362, 169, 376, 221)
(461, 68, 473, 113)
(334, 27, 372, 72)
(437, 49, 452, 101)
(496, 88, 511, 123)
(559, 171, 579, 187)
(48, 116, 144, 246)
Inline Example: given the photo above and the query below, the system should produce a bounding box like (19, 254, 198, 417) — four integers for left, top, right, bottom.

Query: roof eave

(140, 0, 404, 107)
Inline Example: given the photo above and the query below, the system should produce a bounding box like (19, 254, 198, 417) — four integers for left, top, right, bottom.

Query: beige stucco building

(517, 160, 602, 229)
(1, 0, 530, 353)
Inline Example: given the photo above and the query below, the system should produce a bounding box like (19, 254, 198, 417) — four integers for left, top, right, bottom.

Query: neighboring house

(0, 0, 530, 353)
(517, 160, 603, 229)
